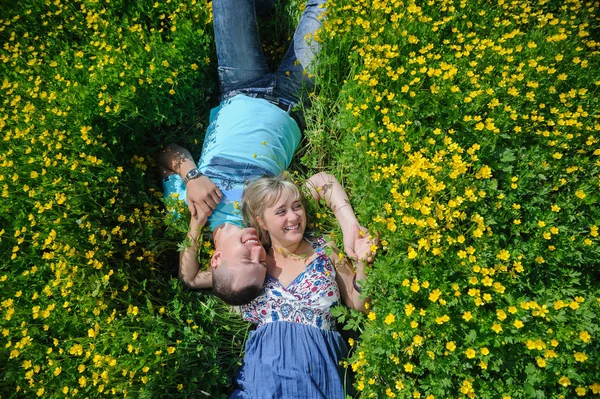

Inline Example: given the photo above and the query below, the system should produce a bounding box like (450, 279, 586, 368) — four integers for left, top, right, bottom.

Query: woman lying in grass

(230, 173, 377, 398)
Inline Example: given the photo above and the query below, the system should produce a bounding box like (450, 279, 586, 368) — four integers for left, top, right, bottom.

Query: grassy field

(1, 0, 599, 398)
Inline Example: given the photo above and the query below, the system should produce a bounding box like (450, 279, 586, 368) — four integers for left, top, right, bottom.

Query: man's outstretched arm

(158, 143, 223, 217)
(179, 207, 212, 289)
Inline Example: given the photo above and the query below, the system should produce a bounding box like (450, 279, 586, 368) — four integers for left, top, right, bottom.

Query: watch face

(185, 168, 202, 182)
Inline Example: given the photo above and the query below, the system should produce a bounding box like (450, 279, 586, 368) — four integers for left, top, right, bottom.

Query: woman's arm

(328, 224, 378, 312)
(327, 241, 369, 313)
(178, 208, 212, 289)
(158, 143, 223, 218)
(305, 172, 363, 258)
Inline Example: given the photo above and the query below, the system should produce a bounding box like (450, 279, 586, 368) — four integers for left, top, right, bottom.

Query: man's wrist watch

(183, 167, 203, 184)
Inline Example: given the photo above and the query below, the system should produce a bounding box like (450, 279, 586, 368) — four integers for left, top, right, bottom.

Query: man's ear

(210, 250, 221, 269)
(256, 216, 267, 231)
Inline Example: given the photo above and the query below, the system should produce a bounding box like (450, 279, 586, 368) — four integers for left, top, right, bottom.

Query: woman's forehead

(267, 187, 300, 208)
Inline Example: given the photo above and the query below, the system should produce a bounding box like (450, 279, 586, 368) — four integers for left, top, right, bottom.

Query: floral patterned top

(240, 237, 340, 331)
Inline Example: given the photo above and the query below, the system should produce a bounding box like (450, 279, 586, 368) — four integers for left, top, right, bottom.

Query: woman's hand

(188, 204, 209, 239)
(179, 204, 211, 289)
(351, 225, 379, 264)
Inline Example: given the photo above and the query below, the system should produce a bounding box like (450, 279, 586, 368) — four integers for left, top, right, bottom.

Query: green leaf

(524, 383, 536, 397)
(500, 149, 516, 163)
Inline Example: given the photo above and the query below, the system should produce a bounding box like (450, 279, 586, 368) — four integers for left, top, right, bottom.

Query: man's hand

(351, 225, 379, 264)
(186, 175, 222, 217)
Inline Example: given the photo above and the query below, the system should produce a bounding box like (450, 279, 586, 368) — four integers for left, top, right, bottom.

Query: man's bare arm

(159, 143, 223, 217)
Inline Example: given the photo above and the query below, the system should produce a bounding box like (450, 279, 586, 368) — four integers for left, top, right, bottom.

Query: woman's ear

(256, 215, 267, 231)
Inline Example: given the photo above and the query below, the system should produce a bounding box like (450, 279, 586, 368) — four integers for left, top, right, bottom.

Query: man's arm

(158, 143, 223, 217)
(178, 208, 212, 289)
(305, 172, 363, 258)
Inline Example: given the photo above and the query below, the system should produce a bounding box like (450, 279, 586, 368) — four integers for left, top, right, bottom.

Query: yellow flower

(491, 323, 503, 333)
(496, 310, 507, 321)
(574, 352, 588, 362)
(462, 311, 473, 321)
(429, 289, 441, 302)
(413, 335, 423, 346)
(575, 387, 586, 396)
(496, 249, 510, 260)
(356, 380, 364, 391)
(404, 362, 414, 372)
(384, 313, 395, 325)
(465, 348, 476, 359)
(446, 341, 456, 352)
(408, 246, 417, 259)
(367, 311, 376, 321)
(579, 330, 591, 343)
(513, 320, 524, 329)
(558, 376, 571, 387)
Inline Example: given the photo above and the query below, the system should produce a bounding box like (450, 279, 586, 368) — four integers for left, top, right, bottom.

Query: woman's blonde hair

(242, 174, 304, 247)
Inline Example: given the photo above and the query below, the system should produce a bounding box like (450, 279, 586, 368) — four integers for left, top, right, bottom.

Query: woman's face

(259, 193, 306, 247)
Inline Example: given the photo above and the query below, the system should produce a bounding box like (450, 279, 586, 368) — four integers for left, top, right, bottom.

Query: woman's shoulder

(306, 233, 341, 253)
(305, 234, 324, 245)
(304, 234, 333, 252)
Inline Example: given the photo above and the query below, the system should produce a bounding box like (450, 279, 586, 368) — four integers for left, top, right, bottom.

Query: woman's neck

(271, 238, 311, 260)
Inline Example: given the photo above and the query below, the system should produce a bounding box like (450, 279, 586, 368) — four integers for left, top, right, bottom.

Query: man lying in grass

(158, 0, 360, 306)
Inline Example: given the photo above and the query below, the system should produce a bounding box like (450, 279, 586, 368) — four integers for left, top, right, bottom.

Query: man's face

(214, 227, 267, 289)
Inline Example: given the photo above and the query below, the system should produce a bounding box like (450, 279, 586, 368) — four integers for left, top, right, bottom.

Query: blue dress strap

(310, 235, 327, 250)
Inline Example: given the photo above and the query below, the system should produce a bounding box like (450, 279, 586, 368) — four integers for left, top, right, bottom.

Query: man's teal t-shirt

(163, 95, 301, 231)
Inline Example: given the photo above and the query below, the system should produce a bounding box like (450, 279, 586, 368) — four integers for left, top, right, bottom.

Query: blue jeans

(213, 0, 327, 108)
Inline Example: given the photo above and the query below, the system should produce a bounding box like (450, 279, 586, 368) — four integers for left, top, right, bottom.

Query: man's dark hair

(212, 262, 263, 306)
